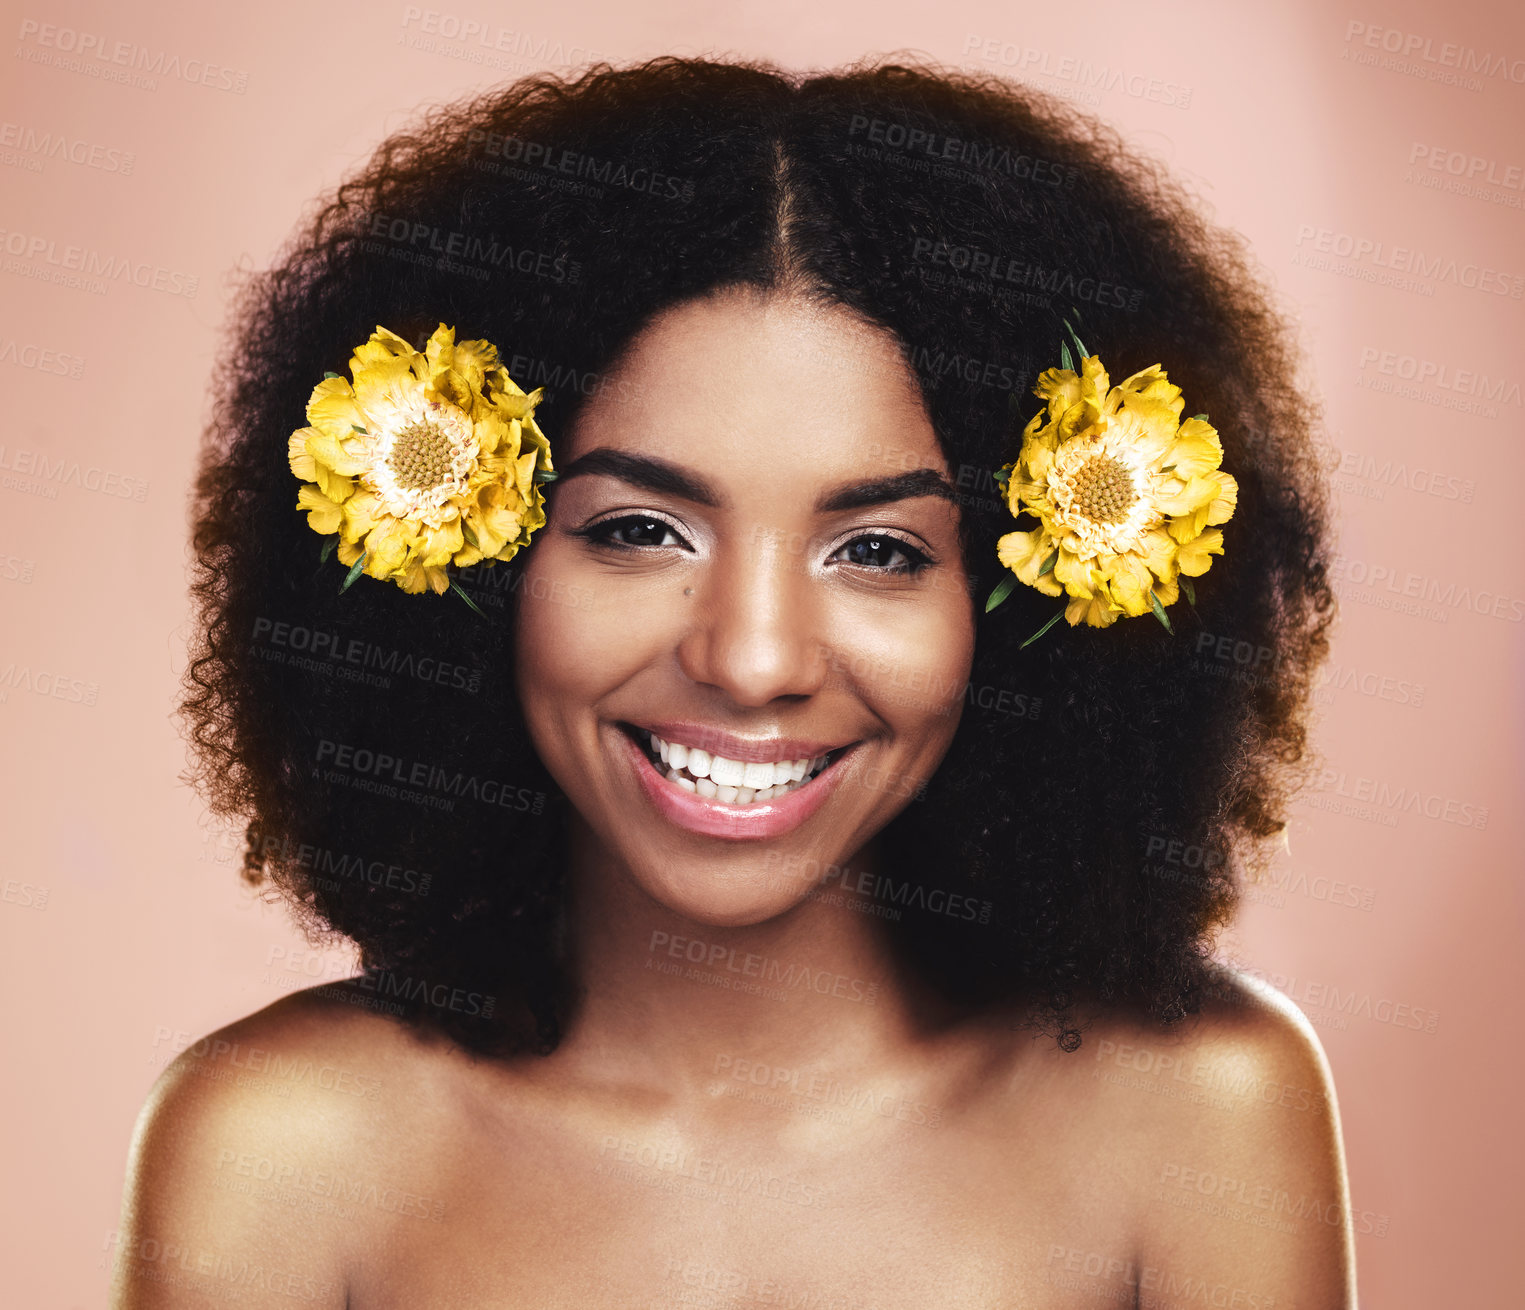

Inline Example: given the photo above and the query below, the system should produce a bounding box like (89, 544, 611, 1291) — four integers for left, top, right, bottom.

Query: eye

(578, 514, 691, 551)
(831, 533, 933, 575)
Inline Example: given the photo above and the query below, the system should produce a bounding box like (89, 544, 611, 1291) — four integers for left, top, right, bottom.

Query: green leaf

(532, 467, 559, 483)
(319, 537, 337, 564)
(1181, 577, 1196, 606)
(459, 520, 479, 548)
(1065, 323, 1089, 361)
(992, 465, 1010, 487)
(339, 552, 367, 594)
(323, 371, 342, 380)
(984, 574, 1016, 613)
(351, 424, 368, 434)
(1191, 413, 1209, 422)
(450, 579, 486, 618)
(1020, 606, 1067, 649)
(1059, 341, 1075, 373)
(1037, 548, 1058, 577)
(1149, 590, 1174, 634)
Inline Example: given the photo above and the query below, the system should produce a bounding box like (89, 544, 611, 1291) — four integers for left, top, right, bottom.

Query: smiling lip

(630, 720, 852, 764)
(617, 725, 856, 841)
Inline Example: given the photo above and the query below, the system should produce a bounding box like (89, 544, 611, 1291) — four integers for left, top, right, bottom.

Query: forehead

(566, 291, 947, 484)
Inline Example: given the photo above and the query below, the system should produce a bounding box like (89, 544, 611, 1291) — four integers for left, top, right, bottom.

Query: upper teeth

(647, 731, 830, 802)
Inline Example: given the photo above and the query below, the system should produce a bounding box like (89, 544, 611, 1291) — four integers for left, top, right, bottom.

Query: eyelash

(574, 514, 935, 575)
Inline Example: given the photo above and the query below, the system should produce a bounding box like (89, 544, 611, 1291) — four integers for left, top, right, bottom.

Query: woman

(113, 56, 1353, 1307)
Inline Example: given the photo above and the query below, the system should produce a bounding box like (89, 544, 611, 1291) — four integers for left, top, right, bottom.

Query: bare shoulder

(110, 985, 452, 1308)
(1075, 965, 1358, 1309)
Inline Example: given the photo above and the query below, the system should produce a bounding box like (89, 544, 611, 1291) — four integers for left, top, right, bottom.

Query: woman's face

(514, 290, 976, 927)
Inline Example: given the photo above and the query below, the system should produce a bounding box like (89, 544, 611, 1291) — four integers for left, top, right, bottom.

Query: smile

(615, 723, 858, 840)
(639, 729, 833, 804)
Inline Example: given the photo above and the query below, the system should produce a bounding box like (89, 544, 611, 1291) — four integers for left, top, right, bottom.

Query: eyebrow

(554, 449, 957, 513)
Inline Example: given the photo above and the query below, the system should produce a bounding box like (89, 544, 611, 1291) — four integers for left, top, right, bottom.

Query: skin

(111, 293, 1358, 1308)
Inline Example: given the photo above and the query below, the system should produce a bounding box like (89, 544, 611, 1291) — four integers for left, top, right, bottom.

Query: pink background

(2, 0, 1520, 1304)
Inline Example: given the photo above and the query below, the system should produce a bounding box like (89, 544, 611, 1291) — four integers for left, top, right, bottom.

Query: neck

(551, 818, 955, 1099)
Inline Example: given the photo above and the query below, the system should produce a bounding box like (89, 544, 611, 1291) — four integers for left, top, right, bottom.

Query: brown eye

(833, 534, 932, 574)
(580, 515, 690, 550)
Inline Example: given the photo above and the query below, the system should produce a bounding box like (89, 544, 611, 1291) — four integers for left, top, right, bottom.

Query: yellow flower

(995, 354, 1236, 628)
(288, 323, 554, 595)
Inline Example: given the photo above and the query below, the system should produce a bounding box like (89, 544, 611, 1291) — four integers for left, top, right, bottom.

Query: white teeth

(642, 730, 840, 805)
(708, 755, 745, 788)
(665, 767, 699, 794)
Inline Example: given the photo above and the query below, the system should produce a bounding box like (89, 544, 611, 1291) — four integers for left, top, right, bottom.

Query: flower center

(1068, 452, 1137, 525)
(387, 419, 457, 492)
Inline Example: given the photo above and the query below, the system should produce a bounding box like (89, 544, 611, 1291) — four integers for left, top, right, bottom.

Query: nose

(675, 527, 830, 707)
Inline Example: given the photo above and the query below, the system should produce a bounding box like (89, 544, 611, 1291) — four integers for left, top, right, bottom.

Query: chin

(628, 852, 819, 930)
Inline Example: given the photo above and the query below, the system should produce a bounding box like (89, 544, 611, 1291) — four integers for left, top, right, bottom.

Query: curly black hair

(181, 54, 1334, 1058)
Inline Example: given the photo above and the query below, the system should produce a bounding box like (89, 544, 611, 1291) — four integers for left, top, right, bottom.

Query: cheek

(510, 543, 679, 752)
(840, 591, 976, 743)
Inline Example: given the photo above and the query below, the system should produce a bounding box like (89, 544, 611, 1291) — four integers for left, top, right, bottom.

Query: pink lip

(633, 720, 851, 764)
(617, 726, 852, 841)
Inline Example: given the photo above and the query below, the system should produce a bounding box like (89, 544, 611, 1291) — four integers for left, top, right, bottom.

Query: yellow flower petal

(305, 430, 368, 477)
(287, 429, 318, 481)
(418, 519, 465, 569)
(1176, 527, 1224, 576)
(362, 517, 415, 577)
(1205, 470, 1238, 526)
(1066, 592, 1120, 627)
(1154, 475, 1220, 518)
(1164, 419, 1224, 479)
(296, 483, 343, 536)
